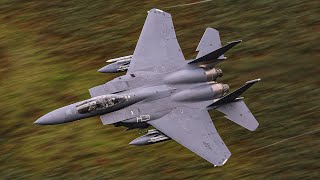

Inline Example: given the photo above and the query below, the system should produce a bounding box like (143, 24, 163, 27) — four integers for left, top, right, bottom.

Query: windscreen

(76, 95, 127, 114)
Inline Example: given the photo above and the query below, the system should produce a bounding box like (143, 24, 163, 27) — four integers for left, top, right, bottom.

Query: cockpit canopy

(76, 95, 128, 114)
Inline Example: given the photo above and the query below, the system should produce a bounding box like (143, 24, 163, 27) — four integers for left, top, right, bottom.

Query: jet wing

(148, 107, 231, 166)
(127, 9, 185, 74)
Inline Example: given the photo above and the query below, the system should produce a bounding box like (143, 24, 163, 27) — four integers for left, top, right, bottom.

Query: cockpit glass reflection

(76, 95, 127, 114)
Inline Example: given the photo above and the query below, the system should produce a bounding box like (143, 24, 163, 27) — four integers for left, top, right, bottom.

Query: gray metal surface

(217, 100, 259, 131)
(148, 107, 231, 166)
(35, 8, 261, 167)
(128, 8, 185, 73)
(208, 78, 261, 108)
(196, 28, 223, 59)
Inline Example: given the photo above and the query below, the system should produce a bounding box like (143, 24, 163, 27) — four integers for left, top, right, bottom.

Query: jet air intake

(164, 68, 222, 84)
(172, 83, 229, 102)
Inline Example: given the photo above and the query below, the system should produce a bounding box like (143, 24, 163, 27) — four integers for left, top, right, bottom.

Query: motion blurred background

(0, 0, 319, 179)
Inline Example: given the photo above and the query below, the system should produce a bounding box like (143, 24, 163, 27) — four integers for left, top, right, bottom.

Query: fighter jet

(35, 8, 261, 167)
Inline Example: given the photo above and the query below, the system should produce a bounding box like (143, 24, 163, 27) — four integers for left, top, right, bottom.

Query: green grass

(0, 0, 319, 179)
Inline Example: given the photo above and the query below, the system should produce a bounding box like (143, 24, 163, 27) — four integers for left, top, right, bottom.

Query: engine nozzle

(205, 68, 223, 81)
(211, 83, 229, 96)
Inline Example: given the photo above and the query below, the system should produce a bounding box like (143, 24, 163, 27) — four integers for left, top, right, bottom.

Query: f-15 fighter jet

(35, 8, 261, 167)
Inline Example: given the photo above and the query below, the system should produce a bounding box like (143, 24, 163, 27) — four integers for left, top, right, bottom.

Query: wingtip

(148, 8, 171, 17)
(246, 78, 261, 84)
(148, 8, 164, 13)
(228, 40, 242, 44)
(222, 158, 229, 165)
(205, 27, 219, 33)
(213, 158, 229, 167)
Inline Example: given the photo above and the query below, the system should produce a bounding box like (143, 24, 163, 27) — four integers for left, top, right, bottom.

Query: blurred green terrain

(0, 0, 319, 179)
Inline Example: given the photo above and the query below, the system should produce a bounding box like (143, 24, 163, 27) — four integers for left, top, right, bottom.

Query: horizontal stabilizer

(208, 78, 261, 108)
(189, 40, 242, 64)
(217, 100, 259, 131)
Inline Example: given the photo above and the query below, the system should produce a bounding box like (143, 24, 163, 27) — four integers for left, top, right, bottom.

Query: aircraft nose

(34, 108, 67, 125)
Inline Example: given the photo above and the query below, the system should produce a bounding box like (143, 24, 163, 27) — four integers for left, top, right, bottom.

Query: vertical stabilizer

(196, 28, 224, 59)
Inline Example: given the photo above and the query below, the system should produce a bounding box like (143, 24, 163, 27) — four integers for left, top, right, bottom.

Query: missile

(106, 55, 133, 63)
(129, 129, 170, 146)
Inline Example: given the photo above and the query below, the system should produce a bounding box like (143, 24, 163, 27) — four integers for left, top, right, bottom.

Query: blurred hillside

(0, 0, 319, 179)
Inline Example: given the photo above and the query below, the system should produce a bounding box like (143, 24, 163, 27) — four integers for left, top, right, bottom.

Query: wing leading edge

(148, 107, 231, 166)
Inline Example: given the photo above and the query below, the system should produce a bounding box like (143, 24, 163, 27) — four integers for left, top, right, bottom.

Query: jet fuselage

(35, 68, 227, 126)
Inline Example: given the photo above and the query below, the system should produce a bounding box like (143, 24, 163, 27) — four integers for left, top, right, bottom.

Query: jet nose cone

(34, 108, 68, 125)
(34, 114, 54, 125)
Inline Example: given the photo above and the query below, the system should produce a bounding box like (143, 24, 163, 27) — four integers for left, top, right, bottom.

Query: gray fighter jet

(35, 8, 261, 167)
